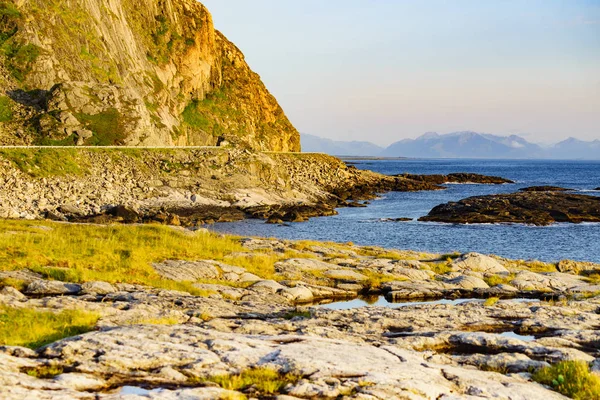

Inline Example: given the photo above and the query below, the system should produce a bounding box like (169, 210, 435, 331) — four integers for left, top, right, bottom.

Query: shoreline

(1, 221, 599, 399)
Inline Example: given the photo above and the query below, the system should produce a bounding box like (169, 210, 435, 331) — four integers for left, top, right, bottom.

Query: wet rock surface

(420, 191, 600, 225)
(398, 173, 514, 185)
(2, 238, 599, 399)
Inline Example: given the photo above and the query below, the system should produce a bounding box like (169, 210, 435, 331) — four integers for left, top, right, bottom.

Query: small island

(420, 190, 600, 225)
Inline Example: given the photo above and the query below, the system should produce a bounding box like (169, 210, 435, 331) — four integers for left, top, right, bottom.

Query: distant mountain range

(301, 133, 384, 156)
(301, 132, 600, 159)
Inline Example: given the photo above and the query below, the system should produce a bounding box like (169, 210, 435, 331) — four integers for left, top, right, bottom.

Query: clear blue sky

(201, 0, 600, 145)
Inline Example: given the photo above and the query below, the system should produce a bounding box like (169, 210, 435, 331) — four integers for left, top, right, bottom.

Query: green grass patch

(533, 361, 600, 399)
(0, 276, 28, 291)
(182, 100, 213, 131)
(203, 367, 300, 395)
(483, 297, 500, 307)
(0, 95, 13, 122)
(0, 148, 88, 177)
(0, 306, 99, 349)
(0, 221, 315, 294)
(75, 108, 127, 146)
(427, 262, 453, 275)
(282, 310, 311, 320)
(24, 365, 64, 378)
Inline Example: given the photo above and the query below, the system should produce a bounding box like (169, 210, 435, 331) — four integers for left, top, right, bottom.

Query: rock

(237, 273, 262, 283)
(421, 191, 600, 225)
(451, 253, 508, 274)
(80, 281, 116, 295)
(446, 275, 489, 289)
(250, 280, 286, 294)
(34, 325, 565, 400)
(282, 287, 314, 303)
(0, 286, 26, 300)
(53, 373, 106, 391)
(398, 173, 514, 185)
(152, 260, 221, 282)
(25, 280, 82, 296)
(107, 205, 140, 223)
(323, 269, 368, 282)
(557, 259, 600, 274)
(58, 204, 83, 217)
(519, 186, 572, 192)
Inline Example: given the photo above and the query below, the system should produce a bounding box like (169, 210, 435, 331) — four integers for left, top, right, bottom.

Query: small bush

(533, 361, 600, 399)
(483, 297, 500, 307)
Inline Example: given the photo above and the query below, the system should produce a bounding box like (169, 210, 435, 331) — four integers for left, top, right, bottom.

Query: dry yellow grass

(0, 220, 319, 293)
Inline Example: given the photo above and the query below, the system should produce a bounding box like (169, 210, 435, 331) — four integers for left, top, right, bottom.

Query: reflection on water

(499, 331, 536, 342)
(318, 296, 539, 310)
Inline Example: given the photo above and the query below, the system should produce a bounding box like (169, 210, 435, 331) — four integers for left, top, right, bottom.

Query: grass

(361, 269, 406, 289)
(204, 367, 300, 395)
(0, 276, 27, 291)
(533, 361, 600, 400)
(24, 365, 64, 378)
(76, 108, 127, 146)
(483, 297, 500, 307)
(427, 262, 454, 275)
(0, 221, 314, 294)
(124, 316, 182, 325)
(0, 148, 88, 177)
(484, 274, 516, 287)
(0, 306, 99, 349)
(282, 310, 311, 320)
(509, 260, 557, 273)
(0, 95, 13, 122)
(182, 100, 212, 131)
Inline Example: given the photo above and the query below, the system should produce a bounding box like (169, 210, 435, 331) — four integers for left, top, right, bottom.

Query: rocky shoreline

(1, 224, 599, 399)
(0, 148, 516, 227)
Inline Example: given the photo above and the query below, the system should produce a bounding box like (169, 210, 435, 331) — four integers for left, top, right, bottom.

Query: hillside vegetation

(0, 0, 299, 151)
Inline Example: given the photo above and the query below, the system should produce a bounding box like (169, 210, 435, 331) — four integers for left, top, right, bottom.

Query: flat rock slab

(25, 280, 82, 295)
(17, 325, 565, 400)
(323, 269, 368, 282)
(152, 260, 221, 282)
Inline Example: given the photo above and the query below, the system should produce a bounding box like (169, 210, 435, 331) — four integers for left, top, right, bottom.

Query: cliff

(0, 0, 300, 151)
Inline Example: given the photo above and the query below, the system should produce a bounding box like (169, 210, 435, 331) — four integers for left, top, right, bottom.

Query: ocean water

(211, 159, 600, 263)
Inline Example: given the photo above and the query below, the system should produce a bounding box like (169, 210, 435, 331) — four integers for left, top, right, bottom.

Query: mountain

(0, 0, 299, 151)
(381, 131, 545, 159)
(547, 138, 600, 160)
(301, 133, 383, 156)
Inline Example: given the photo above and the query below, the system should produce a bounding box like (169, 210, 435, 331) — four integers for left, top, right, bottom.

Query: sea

(210, 159, 600, 263)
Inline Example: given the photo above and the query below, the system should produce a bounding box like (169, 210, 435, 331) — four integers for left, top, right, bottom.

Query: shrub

(533, 361, 600, 399)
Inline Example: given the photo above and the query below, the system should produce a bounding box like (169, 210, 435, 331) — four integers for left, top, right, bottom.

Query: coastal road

(0, 146, 326, 155)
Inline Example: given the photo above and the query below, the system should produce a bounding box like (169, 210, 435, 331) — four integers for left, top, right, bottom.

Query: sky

(201, 0, 600, 146)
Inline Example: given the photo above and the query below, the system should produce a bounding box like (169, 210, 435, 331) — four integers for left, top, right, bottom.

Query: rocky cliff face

(0, 0, 300, 151)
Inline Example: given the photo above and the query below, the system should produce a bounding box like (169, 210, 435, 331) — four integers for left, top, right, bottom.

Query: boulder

(451, 253, 508, 274)
(81, 281, 116, 295)
(446, 275, 489, 289)
(25, 280, 82, 295)
(282, 287, 314, 303)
